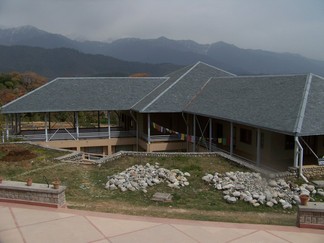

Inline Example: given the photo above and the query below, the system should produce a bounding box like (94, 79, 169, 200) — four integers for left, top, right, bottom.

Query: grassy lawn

(0, 143, 313, 226)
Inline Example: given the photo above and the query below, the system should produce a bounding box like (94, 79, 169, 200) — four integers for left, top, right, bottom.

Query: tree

(129, 72, 150, 77)
(0, 109, 5, 142)
(0, 71, 47, 105)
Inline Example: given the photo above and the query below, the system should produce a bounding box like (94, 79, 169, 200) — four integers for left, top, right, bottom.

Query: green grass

(1, 143, 318, 226)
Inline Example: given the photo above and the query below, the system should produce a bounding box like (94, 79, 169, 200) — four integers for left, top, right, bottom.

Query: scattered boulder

(105, 163, 190, 192)
(202, 171, 323, 210)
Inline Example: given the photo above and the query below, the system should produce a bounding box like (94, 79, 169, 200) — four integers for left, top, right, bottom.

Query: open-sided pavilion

(1, 62, 324, 173)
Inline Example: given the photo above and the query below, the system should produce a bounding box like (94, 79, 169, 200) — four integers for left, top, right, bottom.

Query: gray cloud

(0, 0, 323, 60)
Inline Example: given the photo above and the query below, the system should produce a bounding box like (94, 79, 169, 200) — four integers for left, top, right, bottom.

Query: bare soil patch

(0, 144, 36, 162)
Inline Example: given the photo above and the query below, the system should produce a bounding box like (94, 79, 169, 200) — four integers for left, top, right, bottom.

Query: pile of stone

(105, 163, 190, 192)
(202, 171, 323, 209)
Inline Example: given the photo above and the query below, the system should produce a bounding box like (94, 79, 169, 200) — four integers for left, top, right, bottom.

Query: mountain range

(1, 25, 324, 77)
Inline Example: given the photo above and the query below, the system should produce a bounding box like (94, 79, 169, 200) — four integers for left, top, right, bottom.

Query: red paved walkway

(0, 202, 323, 242)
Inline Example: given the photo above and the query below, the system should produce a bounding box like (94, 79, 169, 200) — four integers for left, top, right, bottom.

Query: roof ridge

(1, 78, 59, 110)
(197, 61, 237, 76)
(130, 77, 171, 109)
(184, 77, 212, 110)
(53, 77, 167, 80)
(294, 74, 313, 135)
(210, 74, 308, 79)
(140, 62, 201, 112)
(310, 73, 324, 80)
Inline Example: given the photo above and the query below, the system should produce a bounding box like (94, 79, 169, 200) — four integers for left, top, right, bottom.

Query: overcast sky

(0, 0, 324, 60)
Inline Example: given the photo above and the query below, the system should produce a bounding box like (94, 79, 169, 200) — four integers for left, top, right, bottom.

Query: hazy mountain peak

(0, 25, 323, 76)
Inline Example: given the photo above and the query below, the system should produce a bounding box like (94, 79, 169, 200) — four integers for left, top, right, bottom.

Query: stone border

(0, 180, 66, 208)
(54, 149, 297, 178)
(96, 151, 282, 177)
(298, 202, 324, 229)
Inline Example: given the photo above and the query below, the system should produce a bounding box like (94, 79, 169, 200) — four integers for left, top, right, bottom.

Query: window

(240, 128, 252, 144)
(285, 136, 294, 150)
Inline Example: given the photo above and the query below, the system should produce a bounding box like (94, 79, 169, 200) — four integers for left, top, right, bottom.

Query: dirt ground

(0, 144, 36, 162)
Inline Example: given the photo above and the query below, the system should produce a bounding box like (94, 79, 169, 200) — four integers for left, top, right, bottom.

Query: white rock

(152, 178, 160, 184)
(252, 193, 259, 199)
(244, 196, 253, 202)
(306, 185, 315, 192)
(266, 201, 274, 207)
(168, 183, 175, 188)
(283, 203, 292, 209)
(279, 199, 287, 205)
(223, 184, 234, 190)
(184, 172, 191, 177)
(235, 184, 245, 190)
(120, 187, 127, 192)
(109, 184, 117, 190)
(223, 190, 230, 195)
(271, 199, 278, 205)
(268, 180, 278, 187)
(216, 184, 222, 190)
(318, 191, 324, 196)
(202, 174, 213, 182)
(300, 189, 310, 196)
(227, 197, 237, 203)
(232, 191, 241, 197)
(293, 195, 301, 204)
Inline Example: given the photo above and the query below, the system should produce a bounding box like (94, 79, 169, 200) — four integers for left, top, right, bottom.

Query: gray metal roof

(1, 77, 166, 113)
(184, 74, 324, 136)
(1, 61, 323, 136)
(133, 61, 235, 112)
(299, 75, 324, 136)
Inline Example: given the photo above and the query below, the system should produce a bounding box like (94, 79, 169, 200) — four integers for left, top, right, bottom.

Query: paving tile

(92, 239, 110, 243)
(87, 216, 161, 237)
(110, 224, 197, 243)
(2, 204, 324, 243)
(269, 230, 324, 243)
(20, 215, 103, 243)
(0, 207, 16, 231)
(12, 207, 74, 226)
(0, 228, 24, 243)
(172, 224, 255, 242)
(230, 230, 289, 243)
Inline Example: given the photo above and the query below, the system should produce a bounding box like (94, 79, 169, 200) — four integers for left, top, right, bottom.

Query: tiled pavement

(0, 202, 323, 243)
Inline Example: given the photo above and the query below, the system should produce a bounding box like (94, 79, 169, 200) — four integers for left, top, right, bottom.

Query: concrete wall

(36, 137, 136, 155)
(0, 181, 66, 208)
(29, 112, 323, 172)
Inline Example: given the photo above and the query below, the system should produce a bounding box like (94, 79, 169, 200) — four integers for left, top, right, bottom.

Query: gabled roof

(184, 74, 324, 136)
(1, 77, 166, 113)
(1, 62, 323, 136)
(132, 61, 235, 112)
(299, 75, 324, 136)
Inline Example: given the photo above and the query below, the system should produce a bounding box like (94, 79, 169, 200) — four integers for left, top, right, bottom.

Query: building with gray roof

(1, 61, 323, 174)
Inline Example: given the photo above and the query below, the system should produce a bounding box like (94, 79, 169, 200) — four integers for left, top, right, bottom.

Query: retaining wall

(0, 180, 66, 208)
(298, 202, 324, 229)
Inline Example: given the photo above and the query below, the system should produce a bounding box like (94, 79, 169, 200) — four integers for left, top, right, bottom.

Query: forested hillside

(0, 72, 47, 106)
(0, 45, 180, 79)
